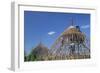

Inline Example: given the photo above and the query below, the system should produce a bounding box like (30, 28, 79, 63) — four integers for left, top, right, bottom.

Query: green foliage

(27, 53, 38, 61)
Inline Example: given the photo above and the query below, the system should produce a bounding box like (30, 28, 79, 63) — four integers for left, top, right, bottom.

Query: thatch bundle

(61, 26, 85, 44)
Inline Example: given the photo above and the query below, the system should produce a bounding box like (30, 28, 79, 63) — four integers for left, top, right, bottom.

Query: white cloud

(80, 25, 90, 29)
(48, 31, 56, 35)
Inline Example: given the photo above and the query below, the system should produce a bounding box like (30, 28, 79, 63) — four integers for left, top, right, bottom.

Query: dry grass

(44, 54, 90, 60)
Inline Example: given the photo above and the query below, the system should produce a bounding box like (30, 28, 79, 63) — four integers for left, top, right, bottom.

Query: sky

(24, 11, 90, 54)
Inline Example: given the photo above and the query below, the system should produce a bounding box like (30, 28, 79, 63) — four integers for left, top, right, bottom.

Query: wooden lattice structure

(50, 25, 90, 59)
